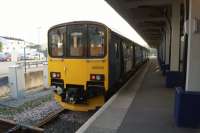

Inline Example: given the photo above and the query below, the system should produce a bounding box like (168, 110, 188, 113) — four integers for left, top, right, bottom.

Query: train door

(109, 34, 122, 87)
(132, 44, 136, 68)
(122, 41, 130, 73)
(113, 36, 122, 78)
(64, 24, 88, 88)
(126, 42, 134, 71)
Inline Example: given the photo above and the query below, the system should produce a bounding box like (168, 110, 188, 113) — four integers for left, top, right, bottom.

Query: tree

(0, 41, 3, 52)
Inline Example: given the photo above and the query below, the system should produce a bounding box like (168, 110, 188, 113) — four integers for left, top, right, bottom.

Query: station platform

(77, 59, 200, 133)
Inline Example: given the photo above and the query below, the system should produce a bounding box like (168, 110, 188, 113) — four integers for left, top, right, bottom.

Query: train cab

(48, 22, 109, 111)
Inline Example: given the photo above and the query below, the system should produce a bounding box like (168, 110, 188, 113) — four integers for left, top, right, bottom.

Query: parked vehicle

(0, 52, 11, 62)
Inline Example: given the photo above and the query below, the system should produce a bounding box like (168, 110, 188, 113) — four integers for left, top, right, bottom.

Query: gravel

(0, 93, 95, 133)
(14, 100, 62, 125)
(0, 94, 57, 123)
(43, 111, 95, 133)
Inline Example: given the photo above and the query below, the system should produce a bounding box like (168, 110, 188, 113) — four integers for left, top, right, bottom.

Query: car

(4, 53, 11, 61)
(0, 52, 11, 62)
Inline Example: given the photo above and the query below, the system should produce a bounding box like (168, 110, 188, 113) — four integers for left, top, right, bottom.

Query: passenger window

(123, 42, 128, 59)
(68, 25, 86, 57)
(88, 25, 105, 57)
(114, 43, 119, 58)
(49, 27, 65, 57)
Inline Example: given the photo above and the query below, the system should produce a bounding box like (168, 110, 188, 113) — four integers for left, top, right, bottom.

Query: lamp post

(37, 26, 41, 60)
(23, 41, 26, 73)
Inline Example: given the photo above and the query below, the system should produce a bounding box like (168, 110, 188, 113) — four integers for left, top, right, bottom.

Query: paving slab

(77, 62, 149, 133)
(78, 59, 200, 133)
(117, 59, 200, 133)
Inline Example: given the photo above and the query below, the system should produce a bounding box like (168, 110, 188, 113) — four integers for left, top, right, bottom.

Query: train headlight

(96, 75, 101, 80)
(90, 74, 104, 81)
(51, 72, 61, 79)
(91, 75, 96, 80)
(52, 73, 57, 78)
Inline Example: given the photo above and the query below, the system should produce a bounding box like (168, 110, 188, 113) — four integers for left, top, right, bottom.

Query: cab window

(49, 27, 65, 57)
(68, 25, 87, 57)
(88, 25, 105, 57)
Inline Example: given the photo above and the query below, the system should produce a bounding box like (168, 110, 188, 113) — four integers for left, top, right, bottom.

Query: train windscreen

(68, 25, 87, 57)
(88, 25, 105, 57)
(48, 27, 65, 57)
(48, 24, 106, 58)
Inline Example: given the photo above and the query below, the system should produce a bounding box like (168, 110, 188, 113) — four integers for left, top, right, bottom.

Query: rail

(34, 108, 64, 127)
(0, 118, 43, 133)
(0, 108, 64, 132)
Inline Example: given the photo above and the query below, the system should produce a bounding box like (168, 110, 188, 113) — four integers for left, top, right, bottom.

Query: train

(48, 21, 149, 111)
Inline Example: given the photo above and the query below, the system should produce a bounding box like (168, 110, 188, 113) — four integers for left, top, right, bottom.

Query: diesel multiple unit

(48, 21, 148, 111)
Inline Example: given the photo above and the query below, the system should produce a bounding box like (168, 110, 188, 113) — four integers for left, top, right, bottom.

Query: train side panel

(108, 32, 123, 94)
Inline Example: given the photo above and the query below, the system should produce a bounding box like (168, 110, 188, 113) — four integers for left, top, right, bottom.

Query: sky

(0, 0, 149, 48)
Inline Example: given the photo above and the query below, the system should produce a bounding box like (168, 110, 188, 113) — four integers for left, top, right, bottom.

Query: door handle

(64, 66, 67, 72)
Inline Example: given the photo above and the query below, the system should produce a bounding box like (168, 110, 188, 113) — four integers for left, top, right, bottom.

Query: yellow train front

(48, 21, 148, 111)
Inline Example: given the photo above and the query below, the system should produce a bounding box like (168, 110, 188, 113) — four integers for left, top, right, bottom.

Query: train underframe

(52, 80, 106, 111)
(51, 62, 147, 112)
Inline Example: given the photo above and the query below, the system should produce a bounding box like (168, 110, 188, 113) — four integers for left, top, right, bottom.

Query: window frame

(48, 26, 66, 58)
(67, 24, 88, 58)
(87, 24, 106, 58)
(48, 23, 107, 59)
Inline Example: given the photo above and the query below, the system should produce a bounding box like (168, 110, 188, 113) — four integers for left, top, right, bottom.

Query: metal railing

(17, 60, 47, 69)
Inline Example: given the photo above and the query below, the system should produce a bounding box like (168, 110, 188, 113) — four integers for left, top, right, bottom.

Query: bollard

(43, 65, 49, 89)
(8, 65, 25, 99)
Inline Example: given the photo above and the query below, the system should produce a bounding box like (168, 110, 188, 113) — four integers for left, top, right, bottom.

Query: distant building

(0, 36, 39, 61)
(0, 36, 25, 53)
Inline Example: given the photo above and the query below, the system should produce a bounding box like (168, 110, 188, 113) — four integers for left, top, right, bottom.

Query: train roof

(49, 20, 150, 49)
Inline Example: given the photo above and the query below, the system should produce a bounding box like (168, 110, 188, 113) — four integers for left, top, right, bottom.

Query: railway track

(0, 108, 64, 133)
(0, 105, 94, 133)
(34, 108, 64, 127)
(0, 118, 43, 133)
(41, 109, 96, 133)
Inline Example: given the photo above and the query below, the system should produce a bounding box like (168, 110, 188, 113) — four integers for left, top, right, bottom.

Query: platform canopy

(105, 0, 175, 48)
(47, 0, 150, 49)
(0, 0, 150, 49)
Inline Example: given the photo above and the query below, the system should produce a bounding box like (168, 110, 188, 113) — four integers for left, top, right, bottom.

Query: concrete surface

(25, 70, 43, 90)
(77, 62, 149, 133)
(0, 89, 52, 108)
(118, 60, 200, 133)
(0, 61, 46, 77)
(78, 59, 200, 133)
(0, 62, 13, 77)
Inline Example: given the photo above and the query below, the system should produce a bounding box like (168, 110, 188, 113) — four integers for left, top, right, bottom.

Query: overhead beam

(137, 22, 165, 27)
(142, 32, 161, 35)
(130, 8, 164, 18)
(141, 32, 161, 35)
(138, 26, 162, 30)
(144, 37, 161, 39)
(144, 36, 161, 39)
(141, 29, 162, 32)
(133, 17, 166, 22)
(125, 0, 173, 9)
